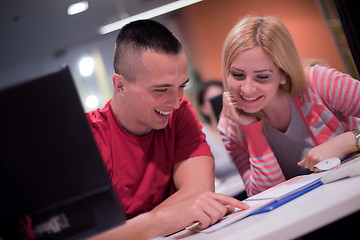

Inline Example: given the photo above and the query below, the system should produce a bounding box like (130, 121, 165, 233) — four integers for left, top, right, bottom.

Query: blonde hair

(222, 15, 307, 95)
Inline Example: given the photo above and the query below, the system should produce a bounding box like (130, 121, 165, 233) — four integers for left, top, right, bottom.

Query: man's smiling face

(119, 50, 189, 135)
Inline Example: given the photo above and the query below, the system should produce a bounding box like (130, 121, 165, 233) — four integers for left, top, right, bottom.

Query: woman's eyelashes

(230, 71, 271, 82)
(256, 74, 271, 81)
(231, 71, 246, 80)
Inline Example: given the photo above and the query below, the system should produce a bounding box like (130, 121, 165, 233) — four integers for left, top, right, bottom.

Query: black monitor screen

(209, 94, 223, 123)
(0, 67, 125, 240)
(334, 0, 360, 74)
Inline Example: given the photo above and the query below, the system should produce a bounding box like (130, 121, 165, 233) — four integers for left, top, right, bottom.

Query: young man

(86, 19, 248, 238)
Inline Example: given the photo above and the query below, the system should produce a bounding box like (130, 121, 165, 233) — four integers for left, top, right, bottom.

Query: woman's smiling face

(226, 46, 286, 113)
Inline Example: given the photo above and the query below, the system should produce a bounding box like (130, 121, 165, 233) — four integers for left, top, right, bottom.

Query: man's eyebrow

(150, 79, 190, 88)
(151, 83, 174, 88)
(181, 79, 190, 86)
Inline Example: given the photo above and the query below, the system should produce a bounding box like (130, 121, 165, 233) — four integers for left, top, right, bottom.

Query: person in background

(197, 80, 246, 199)
(86, 19, 248, 239)
(218, 15, 360, 197)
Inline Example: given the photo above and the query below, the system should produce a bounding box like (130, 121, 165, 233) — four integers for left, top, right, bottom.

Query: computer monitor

(0, 67, 125, 240)
(209, 94, 223, 123)
(334, 0, 360, 75)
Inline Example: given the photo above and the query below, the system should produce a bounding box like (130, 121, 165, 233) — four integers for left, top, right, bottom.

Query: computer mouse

(313, 157, 341, 172)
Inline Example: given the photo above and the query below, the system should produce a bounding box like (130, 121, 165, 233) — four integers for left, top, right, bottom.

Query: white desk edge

(166, 175, 360, 240)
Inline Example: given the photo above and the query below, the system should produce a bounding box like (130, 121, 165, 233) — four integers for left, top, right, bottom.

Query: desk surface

(167, 175, 360, 240)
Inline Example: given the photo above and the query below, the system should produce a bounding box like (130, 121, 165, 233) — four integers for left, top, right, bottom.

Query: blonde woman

(219, 15, 360, 196)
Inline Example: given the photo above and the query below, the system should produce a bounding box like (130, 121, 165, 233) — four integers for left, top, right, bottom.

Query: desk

(167, 175, 360, 240)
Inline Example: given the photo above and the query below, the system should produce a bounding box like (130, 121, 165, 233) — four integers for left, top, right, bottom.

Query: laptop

(0, 66, 125, 240)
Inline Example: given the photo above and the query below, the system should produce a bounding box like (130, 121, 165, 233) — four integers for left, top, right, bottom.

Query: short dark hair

(197, 80, 224, 124)
(113, 19, 182, 81)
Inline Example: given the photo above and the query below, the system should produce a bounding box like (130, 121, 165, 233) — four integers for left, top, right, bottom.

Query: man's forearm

(87, 210, 176, 240)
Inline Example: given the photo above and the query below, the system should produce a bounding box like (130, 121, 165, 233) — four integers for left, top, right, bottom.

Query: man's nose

(169, 90, 183, 109)
(174, 94, 182, 109)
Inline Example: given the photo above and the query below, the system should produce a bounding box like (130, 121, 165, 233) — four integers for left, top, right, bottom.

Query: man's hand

(152, 191, 249, 233)
(149, 156, 249, 236)
(182, 191, 249, 229)
(88, 192, 249, 240)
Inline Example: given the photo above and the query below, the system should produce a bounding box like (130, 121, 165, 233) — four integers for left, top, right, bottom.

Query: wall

(175, 0, 345, 82)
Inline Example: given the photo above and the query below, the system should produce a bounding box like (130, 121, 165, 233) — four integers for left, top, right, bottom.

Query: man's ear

(112, 74, 125, 93)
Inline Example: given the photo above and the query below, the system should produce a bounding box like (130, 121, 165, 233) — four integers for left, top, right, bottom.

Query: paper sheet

(199, 198, 274, 233)
(199, 172, 329, 233)
(247, 171, 329, 201)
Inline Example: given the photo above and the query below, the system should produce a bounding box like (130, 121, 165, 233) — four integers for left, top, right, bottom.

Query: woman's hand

(222, 91, 258, 126)
(298, 132, 357, 171)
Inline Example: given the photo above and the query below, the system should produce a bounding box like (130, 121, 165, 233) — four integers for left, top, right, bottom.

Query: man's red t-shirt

(86, 98, 212, 219)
